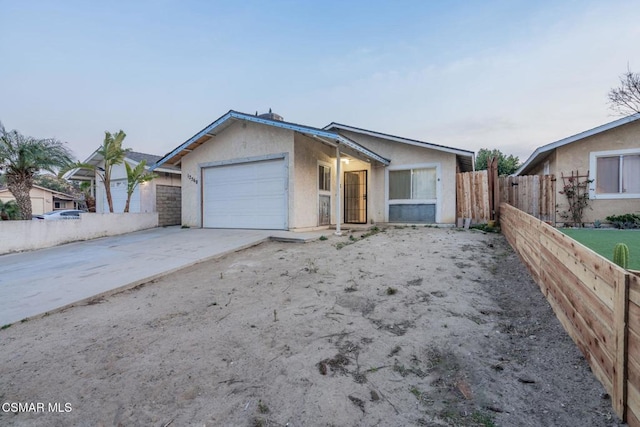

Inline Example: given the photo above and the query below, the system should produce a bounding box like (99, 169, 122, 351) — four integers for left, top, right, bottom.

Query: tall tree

(124, 160, 155, 213)
(475, 148, 520, 176)
(99, 130, 129, 212)
(64, 130, 130, 213)
(608, 67, 640, 116)
(0, 123, 74, 220)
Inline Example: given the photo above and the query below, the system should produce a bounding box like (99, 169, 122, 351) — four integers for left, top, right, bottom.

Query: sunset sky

(1, 0, 639, 164)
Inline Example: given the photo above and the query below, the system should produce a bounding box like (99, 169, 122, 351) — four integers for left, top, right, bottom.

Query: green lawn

(560, 228, 640, 270)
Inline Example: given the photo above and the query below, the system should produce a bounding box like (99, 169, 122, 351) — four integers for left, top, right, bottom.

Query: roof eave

(515, 113, 640, 176)
(324, 122, 474, 157)
(153, 111, 391, 170)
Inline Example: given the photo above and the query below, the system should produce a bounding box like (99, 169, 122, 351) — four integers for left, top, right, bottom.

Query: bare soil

(0, 227, 623, 426)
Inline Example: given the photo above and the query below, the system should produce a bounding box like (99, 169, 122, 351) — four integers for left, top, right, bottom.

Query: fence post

(488, 157, 499, 222)
(613, 271, 630, 420)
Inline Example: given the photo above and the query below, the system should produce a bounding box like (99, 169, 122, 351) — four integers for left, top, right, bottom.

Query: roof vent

(257, 108, 283, 121)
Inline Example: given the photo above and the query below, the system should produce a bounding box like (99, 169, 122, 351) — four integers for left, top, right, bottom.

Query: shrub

(605, 213, 640, 229)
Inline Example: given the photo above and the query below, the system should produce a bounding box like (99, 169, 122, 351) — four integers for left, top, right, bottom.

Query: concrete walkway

(0, 227, 323, 325)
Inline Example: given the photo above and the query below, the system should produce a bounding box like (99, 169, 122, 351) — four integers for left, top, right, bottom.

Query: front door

(344, 170, 367, 224)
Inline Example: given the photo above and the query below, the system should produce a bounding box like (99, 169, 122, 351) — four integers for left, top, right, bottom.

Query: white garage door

(202, 159, 287, 229)
(103, 179, 140, 213)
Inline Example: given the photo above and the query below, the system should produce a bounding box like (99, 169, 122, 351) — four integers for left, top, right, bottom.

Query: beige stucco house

(65, 151, 182, 226)
(515, 113, 640, 225)
(0, 185, 78, 215)
(153, 110, 474, 231)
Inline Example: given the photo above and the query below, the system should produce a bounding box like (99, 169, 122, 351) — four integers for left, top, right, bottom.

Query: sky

(1, 0, 639, 164)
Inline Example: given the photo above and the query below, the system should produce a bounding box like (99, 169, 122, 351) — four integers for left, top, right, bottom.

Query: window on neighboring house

(389, 168, 436, 200)
(319, 165, 331, 192)
(54, 201, 65, 209)
(590, 149, 640, 198)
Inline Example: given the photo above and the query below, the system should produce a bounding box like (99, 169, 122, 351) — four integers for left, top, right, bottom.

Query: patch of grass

(470, 223, 499, 233)
(335, 226, 381, 250)
(257, 400, 269, 414)
(319, 235, 328, 241)
(471, 410, 496, 427)
(360, 226, 381, 239)
(561, 228, 640, 270)
(386, 287, 397, 295)
(409, 386, 423, 399)
(335, 241, 352, 250)
(1, 324, 12, 330)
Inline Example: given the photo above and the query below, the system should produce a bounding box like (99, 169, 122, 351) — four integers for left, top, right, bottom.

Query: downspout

(335, 146, 342, 236)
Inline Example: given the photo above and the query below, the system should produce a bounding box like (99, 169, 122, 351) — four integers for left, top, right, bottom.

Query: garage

(202, 159, 287, 229)
(104, 179, 140, 213)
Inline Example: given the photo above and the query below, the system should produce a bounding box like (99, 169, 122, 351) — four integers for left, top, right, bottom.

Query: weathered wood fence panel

(501, 202, 637, 424)
(456, 170, 490, 224)
(456, 172, 555, 225)
(628, 273, 640, 425)
(499, 175, 555, 222)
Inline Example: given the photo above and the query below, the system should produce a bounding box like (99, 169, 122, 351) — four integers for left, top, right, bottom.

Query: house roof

(515, 113, 640, 176)
(324, 122, 475, 172)
(64, 150, 179, 180)
(152, 110, 391, 170)
(0, 184, 77, 200)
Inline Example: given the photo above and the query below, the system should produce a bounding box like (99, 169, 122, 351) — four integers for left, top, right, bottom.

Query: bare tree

(608, 67, 640, 116)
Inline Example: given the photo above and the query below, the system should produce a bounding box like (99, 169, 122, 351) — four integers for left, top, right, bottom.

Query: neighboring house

(153, 110, 474, 231)
(65, 151, 182, 226)
(515, 113, 640, 225)
(0, 185, 79, 215)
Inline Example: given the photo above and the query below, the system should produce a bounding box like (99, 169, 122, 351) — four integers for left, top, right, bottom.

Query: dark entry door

(344, 170, 367, 224)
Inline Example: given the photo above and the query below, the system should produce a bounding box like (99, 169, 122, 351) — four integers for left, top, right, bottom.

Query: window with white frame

(389, 168, 437, 201)
(318, 164, 331, 192)
(590, 149, 640, 199)
(388, 166, 438, 223)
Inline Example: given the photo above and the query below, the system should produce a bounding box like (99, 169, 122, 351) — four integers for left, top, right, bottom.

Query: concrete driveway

(0, 227, 321, 326)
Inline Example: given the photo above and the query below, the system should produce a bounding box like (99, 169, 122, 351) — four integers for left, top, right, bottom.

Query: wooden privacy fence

(456, 170, 555, 224)
(499, 175, 555, 222)
(501, 202, 640, 425)
(456, 170, 491, 224)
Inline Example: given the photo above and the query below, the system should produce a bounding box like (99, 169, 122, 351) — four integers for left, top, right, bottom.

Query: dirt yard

(0, 227, 623, 426)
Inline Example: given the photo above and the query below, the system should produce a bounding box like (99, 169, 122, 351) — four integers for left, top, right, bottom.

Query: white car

(33, 210, 86, 220)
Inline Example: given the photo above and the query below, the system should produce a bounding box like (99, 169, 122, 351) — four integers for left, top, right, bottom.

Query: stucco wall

(0, 213, 158, 254)
(94, 163, 180, 214)
(552, 120, 640, 224)
(292, 133, 338, 228)
(180, 121, 294, 227)
(338, 130, 460, 224)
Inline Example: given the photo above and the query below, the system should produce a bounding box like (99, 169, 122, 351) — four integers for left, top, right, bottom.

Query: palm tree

(99, 130, 129, 213)
(0, 123, 74, 220)
(0, 199, 21, 220)
(79, 181, 96, 212)
(63, 130, 129, 213)
(124, 160, 156, 213)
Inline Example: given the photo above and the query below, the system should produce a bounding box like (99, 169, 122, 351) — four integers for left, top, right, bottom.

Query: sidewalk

(0, 227, 322, 325)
